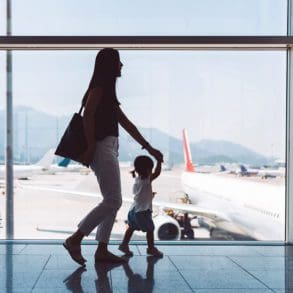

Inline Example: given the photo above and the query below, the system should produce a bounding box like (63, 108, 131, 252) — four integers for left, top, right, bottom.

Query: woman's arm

(117, 107, 164, 162)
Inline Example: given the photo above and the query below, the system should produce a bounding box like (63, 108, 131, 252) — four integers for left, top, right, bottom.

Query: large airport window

(0, 50, 286, 240)
(0, 0, 287, 36)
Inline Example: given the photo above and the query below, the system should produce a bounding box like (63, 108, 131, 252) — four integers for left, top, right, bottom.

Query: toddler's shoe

(118, 244, 134, 256)
(146, 247, 163, 257)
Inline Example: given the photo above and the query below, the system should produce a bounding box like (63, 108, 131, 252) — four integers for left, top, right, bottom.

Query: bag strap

(78, 104, 84, 115)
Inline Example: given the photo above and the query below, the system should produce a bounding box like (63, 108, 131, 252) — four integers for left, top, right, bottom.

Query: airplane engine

(153, 215, 181, 240)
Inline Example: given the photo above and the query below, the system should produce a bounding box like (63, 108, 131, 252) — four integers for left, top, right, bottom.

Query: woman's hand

(147, 146, 164, 162)
(77, 144, 96, 167)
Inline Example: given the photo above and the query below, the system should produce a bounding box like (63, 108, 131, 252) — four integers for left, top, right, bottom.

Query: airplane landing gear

(176, 213, 195, 240)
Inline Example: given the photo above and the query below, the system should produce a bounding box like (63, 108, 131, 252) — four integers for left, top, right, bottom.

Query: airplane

(236, 165, 259, 177)
(0, 149, 55, 179)
(181, 129, 285, 240)
(257, 167, 285, 179)
(236, 164, 285, 179)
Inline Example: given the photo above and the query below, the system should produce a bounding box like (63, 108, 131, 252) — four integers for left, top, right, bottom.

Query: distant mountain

(0, 106, 70, 163)
(191, 139, 270, 165)
(121, 128, 271, 166)
(0, 106, 272, 166)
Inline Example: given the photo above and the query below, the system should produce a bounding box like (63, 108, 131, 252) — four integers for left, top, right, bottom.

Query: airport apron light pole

(6, 0, 14, 239)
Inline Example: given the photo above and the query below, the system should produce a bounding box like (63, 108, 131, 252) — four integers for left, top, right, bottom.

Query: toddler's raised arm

(150, 159, 161, 181)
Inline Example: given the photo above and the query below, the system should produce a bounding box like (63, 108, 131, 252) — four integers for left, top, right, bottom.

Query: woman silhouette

(63, 48, 163, 265)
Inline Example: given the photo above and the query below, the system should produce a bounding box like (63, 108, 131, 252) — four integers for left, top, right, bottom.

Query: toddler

(119, 155, 163, 257)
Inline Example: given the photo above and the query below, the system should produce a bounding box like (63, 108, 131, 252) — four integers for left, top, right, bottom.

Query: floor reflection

(63, 256, 162, 293)
(95, 262, 123, 293)
(63, 266, 87, 293)
(122, 256, 161, 293)
(2, 244, 293, 291)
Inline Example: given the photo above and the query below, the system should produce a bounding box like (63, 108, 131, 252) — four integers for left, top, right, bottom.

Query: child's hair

(131, 155, 154, 179)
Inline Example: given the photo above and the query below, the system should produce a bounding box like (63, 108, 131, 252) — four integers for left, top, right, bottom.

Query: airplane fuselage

(0, 165, 46, 179)
(181, 171, 285, 240)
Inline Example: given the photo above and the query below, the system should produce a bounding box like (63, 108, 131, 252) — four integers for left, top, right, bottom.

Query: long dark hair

(82, 48, 120, 106)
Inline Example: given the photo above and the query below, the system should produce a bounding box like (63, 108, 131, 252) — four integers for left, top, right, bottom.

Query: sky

(0, 1, 288, 158)
(0, 0, 287, 36)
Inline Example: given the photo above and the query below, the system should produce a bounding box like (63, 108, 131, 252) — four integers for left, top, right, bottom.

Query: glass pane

(0, 50, 286, 241)
(0, 0, 6, 35)
(0, 0, 287, 36)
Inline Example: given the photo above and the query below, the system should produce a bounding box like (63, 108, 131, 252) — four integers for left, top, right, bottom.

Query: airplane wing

(152, 199, 229, 222)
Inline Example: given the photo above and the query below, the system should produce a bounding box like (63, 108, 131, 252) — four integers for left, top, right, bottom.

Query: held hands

(146, 145, 164, 162)
(77, 143, 96, 167)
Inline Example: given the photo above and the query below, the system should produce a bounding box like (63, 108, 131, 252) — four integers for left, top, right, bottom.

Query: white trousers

(78, 136, 122, 243)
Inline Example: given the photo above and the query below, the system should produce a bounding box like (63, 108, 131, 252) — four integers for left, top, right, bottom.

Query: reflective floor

(0, 244, 293, 292)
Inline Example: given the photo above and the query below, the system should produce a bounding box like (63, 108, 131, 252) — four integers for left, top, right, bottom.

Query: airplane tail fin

(58, 158, 71, 167)
(240, 165, 247, 172)
(220, 165, 226, 172)
(35, 149, 55, 169)
(182, 129, 195, 172)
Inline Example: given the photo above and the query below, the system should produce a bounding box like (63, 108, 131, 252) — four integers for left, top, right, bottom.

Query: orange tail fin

(182, 129, 195, 172)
